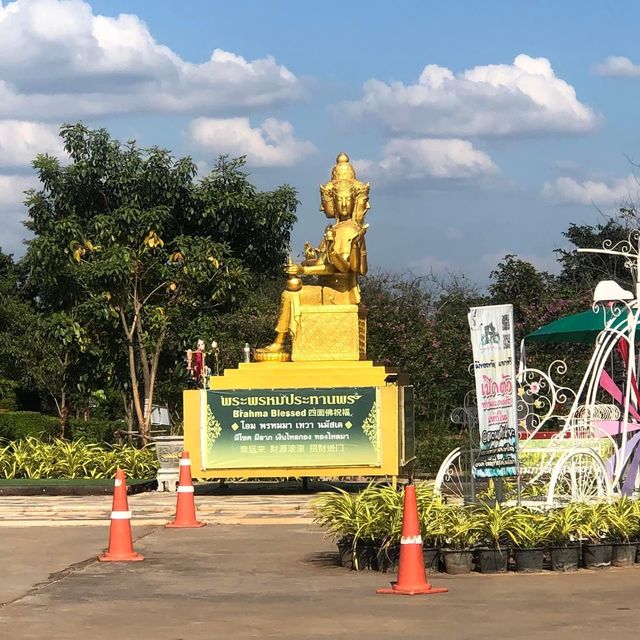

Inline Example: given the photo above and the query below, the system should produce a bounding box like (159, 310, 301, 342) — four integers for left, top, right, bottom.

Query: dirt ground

(1, 523, 639, 640)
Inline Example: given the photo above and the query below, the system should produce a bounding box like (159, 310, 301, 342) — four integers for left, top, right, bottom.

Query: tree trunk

(58, 388, 68, 439)
(57, 350, 70, 438)
(144, 330, 166, 437)
(127, 338, 146, 439)
(119, 307, 146, 440)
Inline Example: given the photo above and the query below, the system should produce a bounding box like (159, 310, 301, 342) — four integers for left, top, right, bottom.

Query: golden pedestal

(183, 361, 414, 481)
(292, 305, 366, 361)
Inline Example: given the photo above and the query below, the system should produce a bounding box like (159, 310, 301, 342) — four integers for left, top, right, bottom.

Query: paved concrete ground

(0, 525, 155, 603)
(0, 492, 313, 526)
(1, 523, 640, 640)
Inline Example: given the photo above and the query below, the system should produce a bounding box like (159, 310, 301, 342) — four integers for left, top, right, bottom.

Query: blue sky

(2, 0, 640, 283)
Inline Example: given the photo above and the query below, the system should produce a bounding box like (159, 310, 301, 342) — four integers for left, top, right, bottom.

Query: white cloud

(353, 138, 498, 185)
(444, 226, 462, 240)
(0, 174, 33, 206)
(542, 174, 640, 206)
(189, 117, 316, 167)
(593, 56, 640, 78)
(344, 54, 598, 137)
(0, 173, 33, 254)
(409, 255, 456, 274)
(0, 0, 303, 119)
(0, 121, 64, 167)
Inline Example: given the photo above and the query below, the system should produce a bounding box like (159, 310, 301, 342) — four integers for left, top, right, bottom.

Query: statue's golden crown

(320, 152, 370, 223)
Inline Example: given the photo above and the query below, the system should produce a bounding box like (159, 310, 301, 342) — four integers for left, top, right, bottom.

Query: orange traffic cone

(377, 483, 447, 596)
(98, 468, 144, 562)
(165, 451, 206, 528)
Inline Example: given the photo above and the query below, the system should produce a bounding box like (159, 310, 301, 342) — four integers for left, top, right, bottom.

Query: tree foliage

(22, 124, 297, 438)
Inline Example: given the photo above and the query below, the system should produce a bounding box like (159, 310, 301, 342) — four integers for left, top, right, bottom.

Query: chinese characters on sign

(468, 304, 519, 478)
(202, 387, 380, 469)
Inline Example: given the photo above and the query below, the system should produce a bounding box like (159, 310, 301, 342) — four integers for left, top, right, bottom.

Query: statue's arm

(302, 262, 336, 276)
(330, 226, 368, 273)
(286, 261, 335, 276)
(327, 249, 351, 273)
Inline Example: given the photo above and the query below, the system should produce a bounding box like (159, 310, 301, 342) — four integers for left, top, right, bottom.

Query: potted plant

(633, 499, 640, 564)
(579, 503, 612, 569)
(359, 483, 402, 573)
(418, 493, 445, 573)
(606, 498, 637, 567)
(312, 489, 360, 568)
(544, 504, 582, 571)
(439, 506, 481, 574)
(473, 501, 519, 573)
(507, 508, 548, 572)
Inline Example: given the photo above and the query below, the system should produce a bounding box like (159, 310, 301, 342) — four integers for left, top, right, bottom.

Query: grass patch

(0, 477, 153, 487)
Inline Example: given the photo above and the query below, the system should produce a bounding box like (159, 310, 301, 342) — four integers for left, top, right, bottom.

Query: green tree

(0, 249, 34, 410)
(362, 271, 483, 422)
(556, 218, 633, 296)
(24, 124, 297, 439)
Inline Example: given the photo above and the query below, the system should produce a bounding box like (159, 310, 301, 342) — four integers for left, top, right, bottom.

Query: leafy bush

(0, 411, 60, 440)
(0, 436, 159, 479)
(415, 422, 465, 475)
(312, 482, 437, 548)
(0, 412, 124, 443)
(67, 417, 123, 443)
(0, 378, 17, 410)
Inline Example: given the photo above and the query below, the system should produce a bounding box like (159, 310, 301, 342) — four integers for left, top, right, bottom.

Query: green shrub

(0, 411, 60, 440)
(0, 412, 125, 443)
(0, 436, 159, 479)
(415, 422, 464, 475)
(67, 418, 123, 443)
(0, 378, 17, 411)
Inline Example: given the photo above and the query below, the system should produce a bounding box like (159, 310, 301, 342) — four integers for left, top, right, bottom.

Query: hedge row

(0, 412, 124, 443)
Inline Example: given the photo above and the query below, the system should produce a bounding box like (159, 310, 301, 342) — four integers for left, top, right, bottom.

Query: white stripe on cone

(179, 459, 192, 466)
(400, 535, 423, 545)
(177, 486, 194, 493)
(111, 510, 132, 520)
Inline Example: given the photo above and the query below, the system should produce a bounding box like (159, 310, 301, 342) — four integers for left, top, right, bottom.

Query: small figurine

(186, 339, 207, 386)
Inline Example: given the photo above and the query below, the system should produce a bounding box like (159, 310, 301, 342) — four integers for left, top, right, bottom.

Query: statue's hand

(324, 226, 335, 243)
(285, 262, 304, 276)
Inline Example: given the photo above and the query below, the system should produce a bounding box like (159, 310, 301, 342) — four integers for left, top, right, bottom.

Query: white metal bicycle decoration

(435, 230, 640, 506)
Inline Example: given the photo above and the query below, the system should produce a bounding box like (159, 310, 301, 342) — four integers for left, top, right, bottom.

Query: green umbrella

(525, 309, 629, 344)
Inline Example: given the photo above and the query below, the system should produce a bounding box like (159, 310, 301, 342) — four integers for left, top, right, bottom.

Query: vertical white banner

(468, 304, 518, 478)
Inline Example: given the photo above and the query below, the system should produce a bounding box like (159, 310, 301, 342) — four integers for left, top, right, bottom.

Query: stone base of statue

(183, 360, 415, 482)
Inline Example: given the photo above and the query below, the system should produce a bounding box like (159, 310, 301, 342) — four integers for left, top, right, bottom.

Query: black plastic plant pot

(441, 549, 473, 574)
(475, 548, 509, 574)
(422, 546, 440, 573)
(353, 542, 378, 571)
(549, 545, 580, 572)
(376, 545, 399, 574)
(611, 543, 636, 567)
(513, 547, 545, 573)
(582, 543, 612, 569)
(337, 538, 354, 570)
